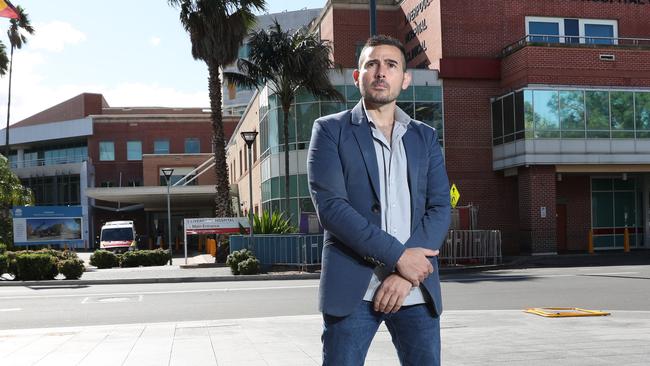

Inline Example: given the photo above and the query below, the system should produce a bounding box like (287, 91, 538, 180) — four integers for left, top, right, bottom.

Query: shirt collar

(361, 99, 411, 128)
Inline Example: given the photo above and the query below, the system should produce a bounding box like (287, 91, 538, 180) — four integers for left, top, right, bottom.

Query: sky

(1, 0, 324, 124)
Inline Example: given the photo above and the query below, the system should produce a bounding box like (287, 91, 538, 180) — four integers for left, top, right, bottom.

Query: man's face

(353, 44, 411, 107)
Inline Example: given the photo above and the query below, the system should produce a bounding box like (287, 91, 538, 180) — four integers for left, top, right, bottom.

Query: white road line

(0, 308, 22, 312)
(582, 272, 639, 276)
(0, 284, 319, 300)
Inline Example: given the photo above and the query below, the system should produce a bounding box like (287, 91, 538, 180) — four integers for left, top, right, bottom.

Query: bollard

(198, 236, 203, 252)
(623, 228, 630, 252)
(588, 229, 594, 254)
(175, 237, 180, 251)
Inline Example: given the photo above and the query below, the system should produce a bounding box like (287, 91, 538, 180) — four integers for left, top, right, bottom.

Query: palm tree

(226, 21, 344, 215)
(168, 0, 265, 217)
(4, 5, 34, 158)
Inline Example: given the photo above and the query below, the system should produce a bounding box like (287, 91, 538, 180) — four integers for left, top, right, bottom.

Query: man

(307, 35, 451, 365)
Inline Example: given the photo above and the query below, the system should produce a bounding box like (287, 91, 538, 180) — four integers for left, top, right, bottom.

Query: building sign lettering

(406, 18, 428, 43)
(404, 0, 432, 24)
(406, 41, 427, 62)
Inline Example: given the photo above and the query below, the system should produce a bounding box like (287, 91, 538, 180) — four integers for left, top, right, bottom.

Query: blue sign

(12, 206, 84, 248)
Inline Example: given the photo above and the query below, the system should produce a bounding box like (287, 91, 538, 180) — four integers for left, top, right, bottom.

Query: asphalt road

(1, 264, 648, 330)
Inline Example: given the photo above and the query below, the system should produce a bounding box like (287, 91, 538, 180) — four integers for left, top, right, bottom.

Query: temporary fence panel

(230, 234, 324, 270)
(440, 230, 502, 265)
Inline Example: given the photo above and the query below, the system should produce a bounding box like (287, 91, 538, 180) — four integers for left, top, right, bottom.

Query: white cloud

(150, 37, 161, 47)
(28, 21, 86, 52)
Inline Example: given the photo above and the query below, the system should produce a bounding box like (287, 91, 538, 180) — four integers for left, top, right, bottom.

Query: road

(1, 264, 649, 330)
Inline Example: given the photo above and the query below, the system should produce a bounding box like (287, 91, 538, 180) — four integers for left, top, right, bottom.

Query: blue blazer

(307, 101, 451, 317)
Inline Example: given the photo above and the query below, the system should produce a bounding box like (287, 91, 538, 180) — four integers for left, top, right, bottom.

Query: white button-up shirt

(362, 102, 426, 305)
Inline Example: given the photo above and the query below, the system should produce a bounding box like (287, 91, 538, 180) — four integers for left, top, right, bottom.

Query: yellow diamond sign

(450, 184, 460, 208)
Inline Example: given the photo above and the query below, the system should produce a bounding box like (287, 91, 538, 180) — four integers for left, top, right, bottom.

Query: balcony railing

(10, 155, 88, 169)
(501, 34, 650, 57)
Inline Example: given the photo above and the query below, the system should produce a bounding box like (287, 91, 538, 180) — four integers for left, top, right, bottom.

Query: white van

(100, 221, 137, 253)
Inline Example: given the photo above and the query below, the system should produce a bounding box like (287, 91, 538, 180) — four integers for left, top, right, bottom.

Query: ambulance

(99, 221, 137, 253)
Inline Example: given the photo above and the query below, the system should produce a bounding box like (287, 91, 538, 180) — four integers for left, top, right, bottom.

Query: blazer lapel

(350, 102, 381, 201)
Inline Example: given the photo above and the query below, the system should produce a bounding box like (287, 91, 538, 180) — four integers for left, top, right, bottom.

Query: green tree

(168, 0, 265, 217)
(0, 155, 33, 246)
(226, 21, 344, 214)
(4, 6, 34, 157)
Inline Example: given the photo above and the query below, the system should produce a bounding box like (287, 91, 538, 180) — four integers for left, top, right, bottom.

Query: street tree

(0, 155, 32, 246)
(4, 5, 34, 157)
(168, 0, 265, 217)
(226, 21, 343, 215)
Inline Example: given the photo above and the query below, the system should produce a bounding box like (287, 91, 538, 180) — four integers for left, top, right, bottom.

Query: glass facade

(591, 177, 642, 249)
(257, 84, 443, 224)
(493, 88, 650, 145)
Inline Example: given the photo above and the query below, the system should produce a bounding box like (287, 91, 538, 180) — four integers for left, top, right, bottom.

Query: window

(127, 141, 142, 161)
(99, 141, 115, 161)
(154, 139, 170, 154)
(184, 138, 200, 153)
(526, 17, 617, 45)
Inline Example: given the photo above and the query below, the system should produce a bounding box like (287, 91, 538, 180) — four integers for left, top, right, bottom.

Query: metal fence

(230, 230, 502, 270)
(229, 234, 323, 271)
(441, 230, 502, 265)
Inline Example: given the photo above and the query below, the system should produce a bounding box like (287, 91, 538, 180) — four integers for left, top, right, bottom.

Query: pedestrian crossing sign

(450, 184, 460, 208)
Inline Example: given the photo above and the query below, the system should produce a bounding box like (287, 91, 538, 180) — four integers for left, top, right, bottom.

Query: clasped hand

(395, 247, 439, 287)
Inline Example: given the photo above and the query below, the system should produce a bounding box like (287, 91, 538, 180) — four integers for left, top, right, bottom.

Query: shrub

(237, 257, 260, 275)
(90, 250, 119, 269)
(58, 259, 84, 280)
(0, 253, 7, 275)
(0, 243, 7, 254)
(14, 253, 58, 281)
(227, 249, 258, 275)
(253, 211, 297, 234)
(121, 249, 170, 267)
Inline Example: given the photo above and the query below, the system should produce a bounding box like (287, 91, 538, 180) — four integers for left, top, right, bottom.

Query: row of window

(257, 85, 444, 160)
(21, 175, 81, 206)
(98, 138, 201, 161)
(526, 16, 617, 45)
(492, 88, 650, 144)
(9, 145, 88, 168)
(230, 140, 258, 184)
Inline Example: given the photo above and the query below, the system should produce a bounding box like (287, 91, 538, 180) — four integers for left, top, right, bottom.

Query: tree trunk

(208, 63, 234, 218)
(282, 107, 290, 216)
(4, 46, 14, 158)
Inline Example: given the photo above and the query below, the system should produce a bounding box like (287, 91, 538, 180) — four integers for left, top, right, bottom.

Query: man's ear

(352, 69, 360, 87)
(402, 71, 412, 90)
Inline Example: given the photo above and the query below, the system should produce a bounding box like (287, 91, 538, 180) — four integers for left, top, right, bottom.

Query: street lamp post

(161, 167, 174, 265)
(241, 131, 258, 238)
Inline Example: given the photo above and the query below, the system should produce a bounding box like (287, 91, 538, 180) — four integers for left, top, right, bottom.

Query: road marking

(0, 285, 319, 300)
(582, 272, 638, 276)
(0, 308, 22, 312)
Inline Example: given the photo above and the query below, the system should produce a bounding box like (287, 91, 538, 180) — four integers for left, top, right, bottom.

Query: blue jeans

(322, 301, 440, 366)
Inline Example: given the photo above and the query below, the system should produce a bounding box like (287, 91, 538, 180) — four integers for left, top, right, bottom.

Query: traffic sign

(450, 184, 460, 208)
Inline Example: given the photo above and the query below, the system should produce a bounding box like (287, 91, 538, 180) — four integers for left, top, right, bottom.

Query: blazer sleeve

(307, 118, 406, 269)
(404, 128, 451, 251)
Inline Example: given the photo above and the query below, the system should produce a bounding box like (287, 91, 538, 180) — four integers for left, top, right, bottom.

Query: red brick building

(3, 93, 237, 248)
(227, 0, 650, 255)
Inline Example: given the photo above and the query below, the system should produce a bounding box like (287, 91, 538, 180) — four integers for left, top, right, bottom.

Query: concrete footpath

(1, 310, 649, 365)
(2, 251, 650, 365)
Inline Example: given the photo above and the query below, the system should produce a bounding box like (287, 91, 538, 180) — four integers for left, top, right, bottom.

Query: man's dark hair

(358, 35, 408, 71)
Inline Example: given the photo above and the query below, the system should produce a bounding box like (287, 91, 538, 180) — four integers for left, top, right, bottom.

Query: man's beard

(362, 81, 398, 105)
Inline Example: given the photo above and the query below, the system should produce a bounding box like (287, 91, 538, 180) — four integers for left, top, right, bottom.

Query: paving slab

(1, 310, 649, 365)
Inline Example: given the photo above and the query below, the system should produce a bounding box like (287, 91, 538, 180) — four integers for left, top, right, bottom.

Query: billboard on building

(12, 206, 84, 248)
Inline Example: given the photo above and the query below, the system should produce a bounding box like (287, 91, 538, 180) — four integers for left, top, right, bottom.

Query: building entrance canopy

(86, 185, 217, 211)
